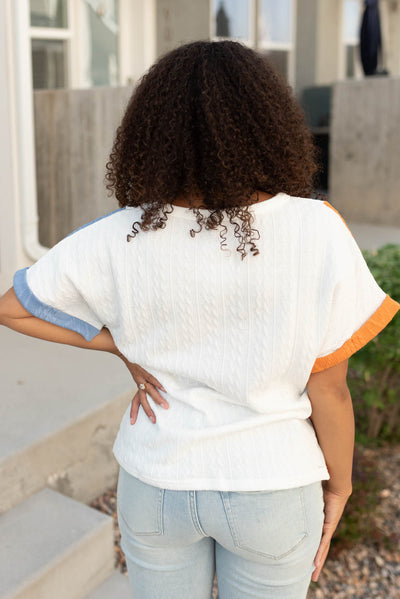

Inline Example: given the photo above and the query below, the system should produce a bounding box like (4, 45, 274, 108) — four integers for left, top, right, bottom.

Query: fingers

(127, 364, 168, 425)
(312, 532, 332, 582)
(130, 392, 140, 425)
(147, 373, 166, 393)
(130, 383, 169, 426)
(311, 539, 331, 582)
(146, 385, 169, 409)
(129, 389, 157, 425)
(312, 487, 349, 582)
(130, 365, 166, 393)
(138, 389, 156, 423)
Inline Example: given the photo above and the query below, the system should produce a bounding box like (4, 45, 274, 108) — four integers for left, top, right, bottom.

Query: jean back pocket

(222, 486, 308, 559)
(117, 468, 165, 536)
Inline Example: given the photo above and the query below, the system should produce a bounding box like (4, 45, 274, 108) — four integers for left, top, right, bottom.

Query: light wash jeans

(117, 467, 324, 599)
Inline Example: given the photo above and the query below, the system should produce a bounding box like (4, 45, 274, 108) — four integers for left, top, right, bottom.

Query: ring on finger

(138, 383, 146, 391)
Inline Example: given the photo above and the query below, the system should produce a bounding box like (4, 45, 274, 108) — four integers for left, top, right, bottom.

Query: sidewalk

(348, 221, 400, 251)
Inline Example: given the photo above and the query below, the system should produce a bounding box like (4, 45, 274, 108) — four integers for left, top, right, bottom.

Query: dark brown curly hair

(105, 40, 321, 259)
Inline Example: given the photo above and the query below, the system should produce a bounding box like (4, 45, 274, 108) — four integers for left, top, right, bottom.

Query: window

(31, 38, 68, 89)
(29, 0, 120, 89)
(211, 0, 296, 84)
(30, 0, 68, 28)
(78, 0, 119, 87)
(259, 0, 292, 45)
(258, 0, 294, 81)
(212, 0, 251, 42)
(342, 0, 362, 78)
(30, 0, 70, 89)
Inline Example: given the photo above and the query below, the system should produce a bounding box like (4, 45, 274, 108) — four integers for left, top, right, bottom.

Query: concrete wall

(329, 77, 400, 226)
(156, 0, 210, 57)
(34, 86, 132, 246)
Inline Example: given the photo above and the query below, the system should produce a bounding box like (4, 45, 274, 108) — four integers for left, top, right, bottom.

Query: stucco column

(295, 0, 342, 98)
(0, 0, 33, 293)
(380, 0, 400, 76)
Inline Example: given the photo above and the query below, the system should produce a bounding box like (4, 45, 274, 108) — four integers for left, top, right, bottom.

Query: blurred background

(2, 0, 400, 288)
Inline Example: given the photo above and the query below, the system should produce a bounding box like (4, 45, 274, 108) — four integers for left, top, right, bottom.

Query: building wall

(0, 0, 156, 293)
(295, 0, 318, 96)
(34, 87, 132, 246)
(0, 0, 36, 294)
(381, 0, 400, 76)
(3, 0, 400, 295)
(295, 0, 342, 98)
(156, 0, 210, 57)
(315, 0, 342, 86)
(330, 77, 400, 226)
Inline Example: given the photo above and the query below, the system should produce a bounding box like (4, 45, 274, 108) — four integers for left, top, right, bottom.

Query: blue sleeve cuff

(13, 267, 102, 342)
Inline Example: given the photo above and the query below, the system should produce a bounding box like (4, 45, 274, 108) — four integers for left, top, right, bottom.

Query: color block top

(14, 194, 399, 491)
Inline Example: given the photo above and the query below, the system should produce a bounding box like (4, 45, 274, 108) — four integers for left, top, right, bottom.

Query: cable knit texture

(14, 193, 399, 491)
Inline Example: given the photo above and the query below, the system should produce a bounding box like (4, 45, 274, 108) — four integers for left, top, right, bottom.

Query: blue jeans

(117, 467, 324, 599)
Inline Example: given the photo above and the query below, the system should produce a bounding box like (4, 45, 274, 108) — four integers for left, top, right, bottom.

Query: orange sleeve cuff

(311, 294, 400, 373)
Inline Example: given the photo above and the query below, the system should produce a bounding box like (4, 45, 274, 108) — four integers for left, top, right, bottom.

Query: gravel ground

(307, 444, 400, 599)
(91, 444, 400, 598)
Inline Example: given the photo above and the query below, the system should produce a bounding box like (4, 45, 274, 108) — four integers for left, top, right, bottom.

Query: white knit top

(14, 193, 399, 491)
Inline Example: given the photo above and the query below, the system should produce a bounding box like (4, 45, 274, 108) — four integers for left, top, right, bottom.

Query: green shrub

(329, 445, 388, 557)
(347, 244, 400, 445)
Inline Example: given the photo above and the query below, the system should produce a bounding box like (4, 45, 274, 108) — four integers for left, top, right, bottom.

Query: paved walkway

(348, 221, 400, 251)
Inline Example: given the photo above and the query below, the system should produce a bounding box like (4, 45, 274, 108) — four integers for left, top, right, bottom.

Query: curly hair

(105, 40, 321, 259)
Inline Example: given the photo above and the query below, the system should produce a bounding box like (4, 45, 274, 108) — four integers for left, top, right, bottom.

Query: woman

(0, 41, 398, 599)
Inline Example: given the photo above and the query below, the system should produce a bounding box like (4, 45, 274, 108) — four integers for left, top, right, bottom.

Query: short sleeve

(311, 203, 399, 373)
(13, 226, 107, 341)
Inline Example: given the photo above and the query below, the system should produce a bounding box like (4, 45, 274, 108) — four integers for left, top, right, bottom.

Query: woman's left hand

(120, 360, 168, 424)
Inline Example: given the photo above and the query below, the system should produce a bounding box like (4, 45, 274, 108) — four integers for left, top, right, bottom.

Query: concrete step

(0, 327, 133, 513)
(0, 487, 114, 599)
(85, 571, 131, 599)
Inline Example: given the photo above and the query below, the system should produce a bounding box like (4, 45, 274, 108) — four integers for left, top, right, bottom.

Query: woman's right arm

(308, 359, 354, 495)
(306, 358, 354, 582)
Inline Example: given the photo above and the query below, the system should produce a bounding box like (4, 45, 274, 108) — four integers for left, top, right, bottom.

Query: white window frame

(29, 0, 138, 89)
(10, 0, 155, 274)
(209, 0, 297, 87)
(256, 0, 297, 87)
(118, 0, 156, 86)
(29, 0, 75, 87)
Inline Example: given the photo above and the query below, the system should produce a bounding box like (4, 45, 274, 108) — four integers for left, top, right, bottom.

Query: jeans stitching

(300, 486, 307, 534)
(223, 488, 309, 560)
(118, 473, 165, 536)
(188, 491, 207, 537)
(158, 489, 165, 534)
(118, 498, 164, 536)
(220, 492, 240, 546)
